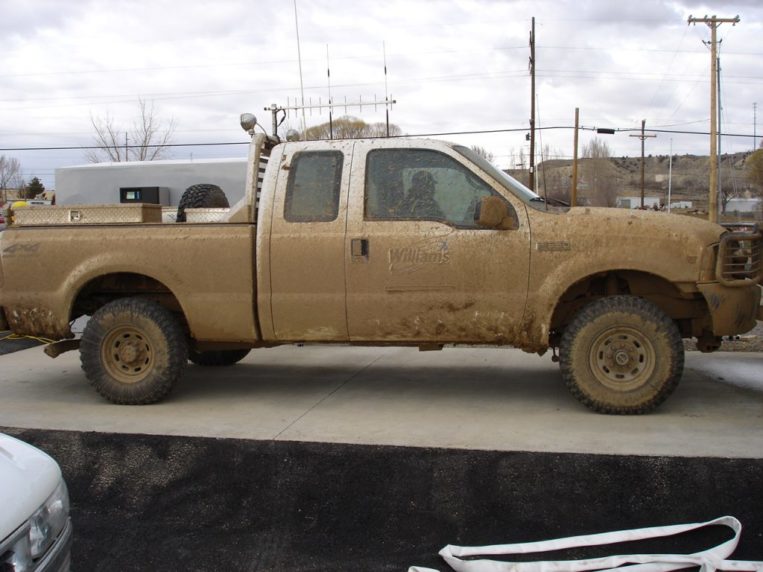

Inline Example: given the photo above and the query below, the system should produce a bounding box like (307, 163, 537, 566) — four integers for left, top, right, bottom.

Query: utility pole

(629, 119, 656, 208)
(571, 107, 579, 207)
(668, 138, 673, 213)
(754, 102, 758, 150)
(327, 45, 333, 140)
(717, 55, 723, 214)
(688, 14, 740, 222)
(528, 17, 536, 193)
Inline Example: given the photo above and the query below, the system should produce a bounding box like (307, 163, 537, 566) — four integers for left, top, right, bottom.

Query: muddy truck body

(1, 125, 761, 413)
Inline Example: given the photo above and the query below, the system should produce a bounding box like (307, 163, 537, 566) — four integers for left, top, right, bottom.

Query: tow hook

(44, 339, 81, 358)
(696, 332, 722, 353)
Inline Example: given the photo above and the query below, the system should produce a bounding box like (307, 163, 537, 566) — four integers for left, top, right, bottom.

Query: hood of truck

(0, 434, 61, 541)
(562, 207, 724, 245)
(528, 207, 726, 286)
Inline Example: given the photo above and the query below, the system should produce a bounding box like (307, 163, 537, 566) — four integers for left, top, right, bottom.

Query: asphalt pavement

(6, 427, 762, 572)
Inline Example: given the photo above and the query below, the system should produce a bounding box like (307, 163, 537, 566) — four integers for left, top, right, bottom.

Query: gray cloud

(1, 0, 761, 187)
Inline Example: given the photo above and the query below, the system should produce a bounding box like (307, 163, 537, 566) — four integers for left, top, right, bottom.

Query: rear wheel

(189, 348, 250, 366)
(176, 183, 229, 222)
(81, 298, 188, 404)
(559, 296, 684, 414)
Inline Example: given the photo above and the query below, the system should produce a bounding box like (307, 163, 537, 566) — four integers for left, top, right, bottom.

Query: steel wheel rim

(588, 326, 656, 391)
(101, 326, 154, 384)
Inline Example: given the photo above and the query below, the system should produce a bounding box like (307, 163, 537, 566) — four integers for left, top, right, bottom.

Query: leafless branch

(86, 99, 175, 163)
(0, 155, 22, 190)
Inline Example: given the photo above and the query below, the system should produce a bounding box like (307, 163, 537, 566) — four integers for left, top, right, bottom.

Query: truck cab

(260, 138, 531, 345)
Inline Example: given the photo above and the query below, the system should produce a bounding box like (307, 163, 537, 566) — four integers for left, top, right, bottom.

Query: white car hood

(0, 434, 61, 541)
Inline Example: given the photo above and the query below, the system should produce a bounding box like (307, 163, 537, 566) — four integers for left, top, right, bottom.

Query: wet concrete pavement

(1, 344, 761, 458)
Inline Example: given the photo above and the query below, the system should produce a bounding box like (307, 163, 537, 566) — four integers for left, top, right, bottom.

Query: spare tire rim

(102, 326, 154, 384)
(589, 326, 656, 391)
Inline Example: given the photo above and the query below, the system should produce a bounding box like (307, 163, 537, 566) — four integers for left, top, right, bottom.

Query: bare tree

(301, 116, 402, 140)
(364, 121, 403, 138)
(1, 155, 22, 204)
(581, 137, 619, 207)
(746, 149, 763, 196)
(470, 145, 495, 162)
(517, 147, 526, 170)
(86, 99, 176, 163)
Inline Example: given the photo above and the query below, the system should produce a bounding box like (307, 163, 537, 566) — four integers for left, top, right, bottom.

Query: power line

(3, 125, 762, 154)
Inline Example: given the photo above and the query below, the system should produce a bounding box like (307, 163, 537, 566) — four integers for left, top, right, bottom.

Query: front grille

(717, 226, 762, 286)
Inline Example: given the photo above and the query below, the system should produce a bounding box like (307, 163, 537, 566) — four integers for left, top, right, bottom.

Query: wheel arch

(547, 269, 709, 344)
(69, 271, 188, 331)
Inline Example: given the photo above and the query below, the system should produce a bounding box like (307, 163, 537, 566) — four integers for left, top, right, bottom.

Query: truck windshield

(453, 145, 542, 203)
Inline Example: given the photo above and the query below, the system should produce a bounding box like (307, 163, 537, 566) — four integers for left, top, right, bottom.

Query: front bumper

(698, 282, 762, 336)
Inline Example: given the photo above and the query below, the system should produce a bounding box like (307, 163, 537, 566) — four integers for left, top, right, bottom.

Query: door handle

(351, 238, 369, 258)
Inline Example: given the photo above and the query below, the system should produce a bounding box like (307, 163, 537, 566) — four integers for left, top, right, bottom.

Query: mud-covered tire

(80, 298, 188, 404)
(189, 348, 250, 366)
(559, 295, 684, 414)
(176, 183, 229, 222)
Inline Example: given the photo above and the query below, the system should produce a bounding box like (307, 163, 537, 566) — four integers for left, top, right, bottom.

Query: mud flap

(697, 283, 761, 336)
(44, 339, 81, 358)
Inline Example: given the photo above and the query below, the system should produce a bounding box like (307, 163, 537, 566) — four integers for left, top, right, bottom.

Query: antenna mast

(529, 17, 536, 193)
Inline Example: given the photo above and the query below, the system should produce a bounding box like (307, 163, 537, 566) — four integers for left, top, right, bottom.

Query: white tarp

(409, 516, 763, 571)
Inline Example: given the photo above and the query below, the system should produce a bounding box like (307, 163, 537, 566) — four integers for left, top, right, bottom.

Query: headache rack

(717, 225, 762, 286)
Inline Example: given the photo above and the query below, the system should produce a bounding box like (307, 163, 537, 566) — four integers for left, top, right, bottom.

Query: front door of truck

(345, 145, 531, 343)
(267, 141, 353, 341)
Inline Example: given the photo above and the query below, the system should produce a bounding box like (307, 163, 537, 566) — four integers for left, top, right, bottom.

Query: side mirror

(477, 196, 518, 230)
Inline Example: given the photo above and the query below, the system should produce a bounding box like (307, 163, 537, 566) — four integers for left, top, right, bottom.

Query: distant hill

(508, 151, 760, 211)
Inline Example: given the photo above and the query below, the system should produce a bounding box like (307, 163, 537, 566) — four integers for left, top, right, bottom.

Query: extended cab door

(265, 141, 353, 341)
(345, 142, 531, 343)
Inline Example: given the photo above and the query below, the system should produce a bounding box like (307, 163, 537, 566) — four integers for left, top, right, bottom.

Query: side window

(365, 148, 507, 228)
(284, 151, 343, 222)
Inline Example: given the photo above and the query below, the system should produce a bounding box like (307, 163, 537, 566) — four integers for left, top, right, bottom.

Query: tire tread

(559, 295, 684, 414)
(176, 184, 229, 222)
(80, 298, 187, 404)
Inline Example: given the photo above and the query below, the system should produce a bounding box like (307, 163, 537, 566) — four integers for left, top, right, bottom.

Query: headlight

(1, 479, 69, 571)
(29, 480, 70, 558)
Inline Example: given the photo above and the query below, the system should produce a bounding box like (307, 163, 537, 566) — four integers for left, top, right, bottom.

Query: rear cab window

(284, 151, 344, 222)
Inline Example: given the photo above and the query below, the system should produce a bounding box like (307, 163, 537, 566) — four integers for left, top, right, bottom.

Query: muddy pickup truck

(1, 115, 761, 413)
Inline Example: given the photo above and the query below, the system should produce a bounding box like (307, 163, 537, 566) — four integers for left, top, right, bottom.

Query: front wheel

(80, 298, 188, 404)
(559, 296, 684, 414)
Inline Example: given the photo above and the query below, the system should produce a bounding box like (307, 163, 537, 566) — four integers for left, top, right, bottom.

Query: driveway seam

(270, 352, 386, 441)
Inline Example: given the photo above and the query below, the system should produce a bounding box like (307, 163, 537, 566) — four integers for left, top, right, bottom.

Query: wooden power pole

(630, 119, 656, 208)
(528, 17, 536, 193)
(571, 107, 579, 207)
(688, 14, 740, 222)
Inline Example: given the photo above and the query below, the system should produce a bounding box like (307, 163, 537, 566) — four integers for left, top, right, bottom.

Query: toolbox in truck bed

(13, 203, 163, 225)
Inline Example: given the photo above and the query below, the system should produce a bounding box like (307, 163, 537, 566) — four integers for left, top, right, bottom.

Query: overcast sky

(2, 0, 762, 187)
